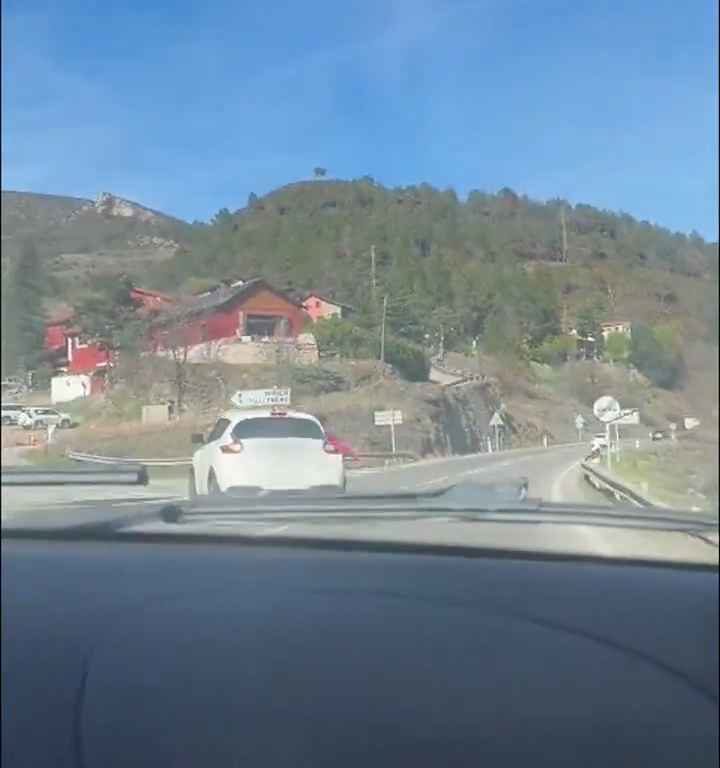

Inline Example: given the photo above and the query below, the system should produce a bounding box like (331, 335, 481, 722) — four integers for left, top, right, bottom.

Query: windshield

(232, 418, 324, 441)
(1, 1, 718, 563)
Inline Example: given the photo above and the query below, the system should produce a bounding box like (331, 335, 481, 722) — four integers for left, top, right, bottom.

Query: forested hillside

(147, 180, 718, 362)
(2, 179, 717, 380)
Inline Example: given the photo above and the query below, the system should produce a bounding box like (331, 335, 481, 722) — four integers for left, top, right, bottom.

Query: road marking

(112, 497, 184, 507)
(550, 460, 581, 503)
(257, 525, 290, 536)
(420, 475, 449, 487)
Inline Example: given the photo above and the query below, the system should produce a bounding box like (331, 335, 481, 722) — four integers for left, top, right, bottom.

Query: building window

(315, 300, 321, 309)
(246, 315, 279, 337)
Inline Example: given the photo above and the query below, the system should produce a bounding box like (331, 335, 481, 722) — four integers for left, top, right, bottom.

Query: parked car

(16, 407, 73, 430)
(591, 433, 608, 451)
(651, 430, 667, 441)
(1, 403, 26, 426)
(325, 433, 358, 461)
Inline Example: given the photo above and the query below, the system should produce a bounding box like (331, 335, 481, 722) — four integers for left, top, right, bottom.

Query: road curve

(1, 443, 607, 529)
(349, 443, 606, 505)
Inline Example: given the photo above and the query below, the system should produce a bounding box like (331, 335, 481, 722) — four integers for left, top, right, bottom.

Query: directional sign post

(231, 388, 291, 408)
(374, 410, 403, 454)
(575, 414, 586, 442)
(593, 396, 621, 472)
(669, 422, 677, 442)
(489, 411, 505, 452)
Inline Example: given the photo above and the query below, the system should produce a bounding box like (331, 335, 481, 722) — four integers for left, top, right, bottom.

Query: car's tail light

(220, 440, 244, 454)
(323, 440, 339, 454)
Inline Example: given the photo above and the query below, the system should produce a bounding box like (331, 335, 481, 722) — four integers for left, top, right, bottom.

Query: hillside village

(1, 182, 718, 506)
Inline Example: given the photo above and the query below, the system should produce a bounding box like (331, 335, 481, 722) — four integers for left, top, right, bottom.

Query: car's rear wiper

(1, 466, 148, 486)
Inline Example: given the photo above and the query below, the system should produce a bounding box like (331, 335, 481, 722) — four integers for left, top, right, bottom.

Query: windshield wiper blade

(156, 479, 718, 532)
(0, 466, 149, 486)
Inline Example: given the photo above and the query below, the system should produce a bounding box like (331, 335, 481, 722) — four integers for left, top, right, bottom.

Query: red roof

(130, 286, 176, 312)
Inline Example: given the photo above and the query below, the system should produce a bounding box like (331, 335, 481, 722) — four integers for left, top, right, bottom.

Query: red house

(42, 286, 175, 377)
(302, 293, 353, 322)
(129, 286, 177, 315)
(152, 279, 309, 351)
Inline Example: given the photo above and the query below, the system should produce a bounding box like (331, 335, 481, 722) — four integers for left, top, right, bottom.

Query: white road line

(256, 525, 290, 536)
(550, 460, 581, 503)
(420, 475, 449, 487)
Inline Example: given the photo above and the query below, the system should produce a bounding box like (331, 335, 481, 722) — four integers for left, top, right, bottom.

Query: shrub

(630, 324, 685, 389)
(383, 337, 430, 382)
(604, 332, 631, 364)
(531, 335, 576, 366)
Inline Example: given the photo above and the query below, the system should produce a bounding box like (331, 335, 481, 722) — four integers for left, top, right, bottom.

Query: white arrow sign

(231, 388, 291, 408)
(613, 408, 639, 426)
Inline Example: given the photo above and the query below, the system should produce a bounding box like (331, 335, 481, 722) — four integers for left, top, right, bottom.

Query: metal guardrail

(67, 450, 192, 467)
(354, 451, 418, 461)
(581, 461, 654, 507)
(66, 449, 418, 468)
(2, 466, 149, 486)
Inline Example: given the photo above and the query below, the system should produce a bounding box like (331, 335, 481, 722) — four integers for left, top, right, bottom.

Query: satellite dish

(593, 395, 621, 423)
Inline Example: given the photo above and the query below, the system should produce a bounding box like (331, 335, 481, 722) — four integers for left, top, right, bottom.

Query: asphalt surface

(2, 442, 611, 528)
(3, 442, 718, 564)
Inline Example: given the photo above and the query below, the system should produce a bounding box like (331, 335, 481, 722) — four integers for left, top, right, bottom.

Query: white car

(189, 407, 346, 498)
(17, 407, 73, 430)
(591, 433, 608, 451)
(1, 403, 26, 426)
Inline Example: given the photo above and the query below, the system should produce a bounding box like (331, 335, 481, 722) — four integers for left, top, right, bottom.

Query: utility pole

(380, 294, 388, 364)
(370, 245, 377, 305)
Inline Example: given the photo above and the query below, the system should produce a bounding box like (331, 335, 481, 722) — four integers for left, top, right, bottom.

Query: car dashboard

(2, 535, 718, 767)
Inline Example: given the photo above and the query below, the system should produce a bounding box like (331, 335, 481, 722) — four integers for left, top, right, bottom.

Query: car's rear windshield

(231, 417, 324, 440)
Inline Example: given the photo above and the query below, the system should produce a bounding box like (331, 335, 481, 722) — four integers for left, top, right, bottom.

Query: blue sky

(2, 0, 718, 237)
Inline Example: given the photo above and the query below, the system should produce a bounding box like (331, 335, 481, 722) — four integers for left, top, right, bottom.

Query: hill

(1, 190, 191, 303)
(148, 179, 718, 348)
(1, 179, 717, 381)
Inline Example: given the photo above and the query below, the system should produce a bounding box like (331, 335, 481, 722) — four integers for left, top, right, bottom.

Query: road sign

(374, 410, 403, 426)
(613, 408, 639, 426)
(593, 395, 621, 423)
(489, 411, 504, 428)
(575, 414, 586, 430)
(489, 411, 505, 451)
(374, 410, 403, 453)
(230, 388, 291, 408)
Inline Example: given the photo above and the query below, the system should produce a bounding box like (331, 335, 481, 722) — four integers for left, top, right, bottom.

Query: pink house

(302, 293, 352, 322)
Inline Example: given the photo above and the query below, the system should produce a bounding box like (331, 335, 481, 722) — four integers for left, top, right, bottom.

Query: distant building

(129, 286, 177, 314)
(568, 328, 598, 360)
(302, 293, 353, 322)
(600, 321, 632, 340)
(152, 279, 309, 352)
(42, 286, 175, 382)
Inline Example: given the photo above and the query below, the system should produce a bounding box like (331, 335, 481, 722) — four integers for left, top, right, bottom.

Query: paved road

(3, 444, 716, 564)
(2, 442, 606, 528)
(349, 443, 601, 503)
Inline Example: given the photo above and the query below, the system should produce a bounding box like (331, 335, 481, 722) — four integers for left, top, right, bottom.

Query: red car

(325, 433, 357, 461)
